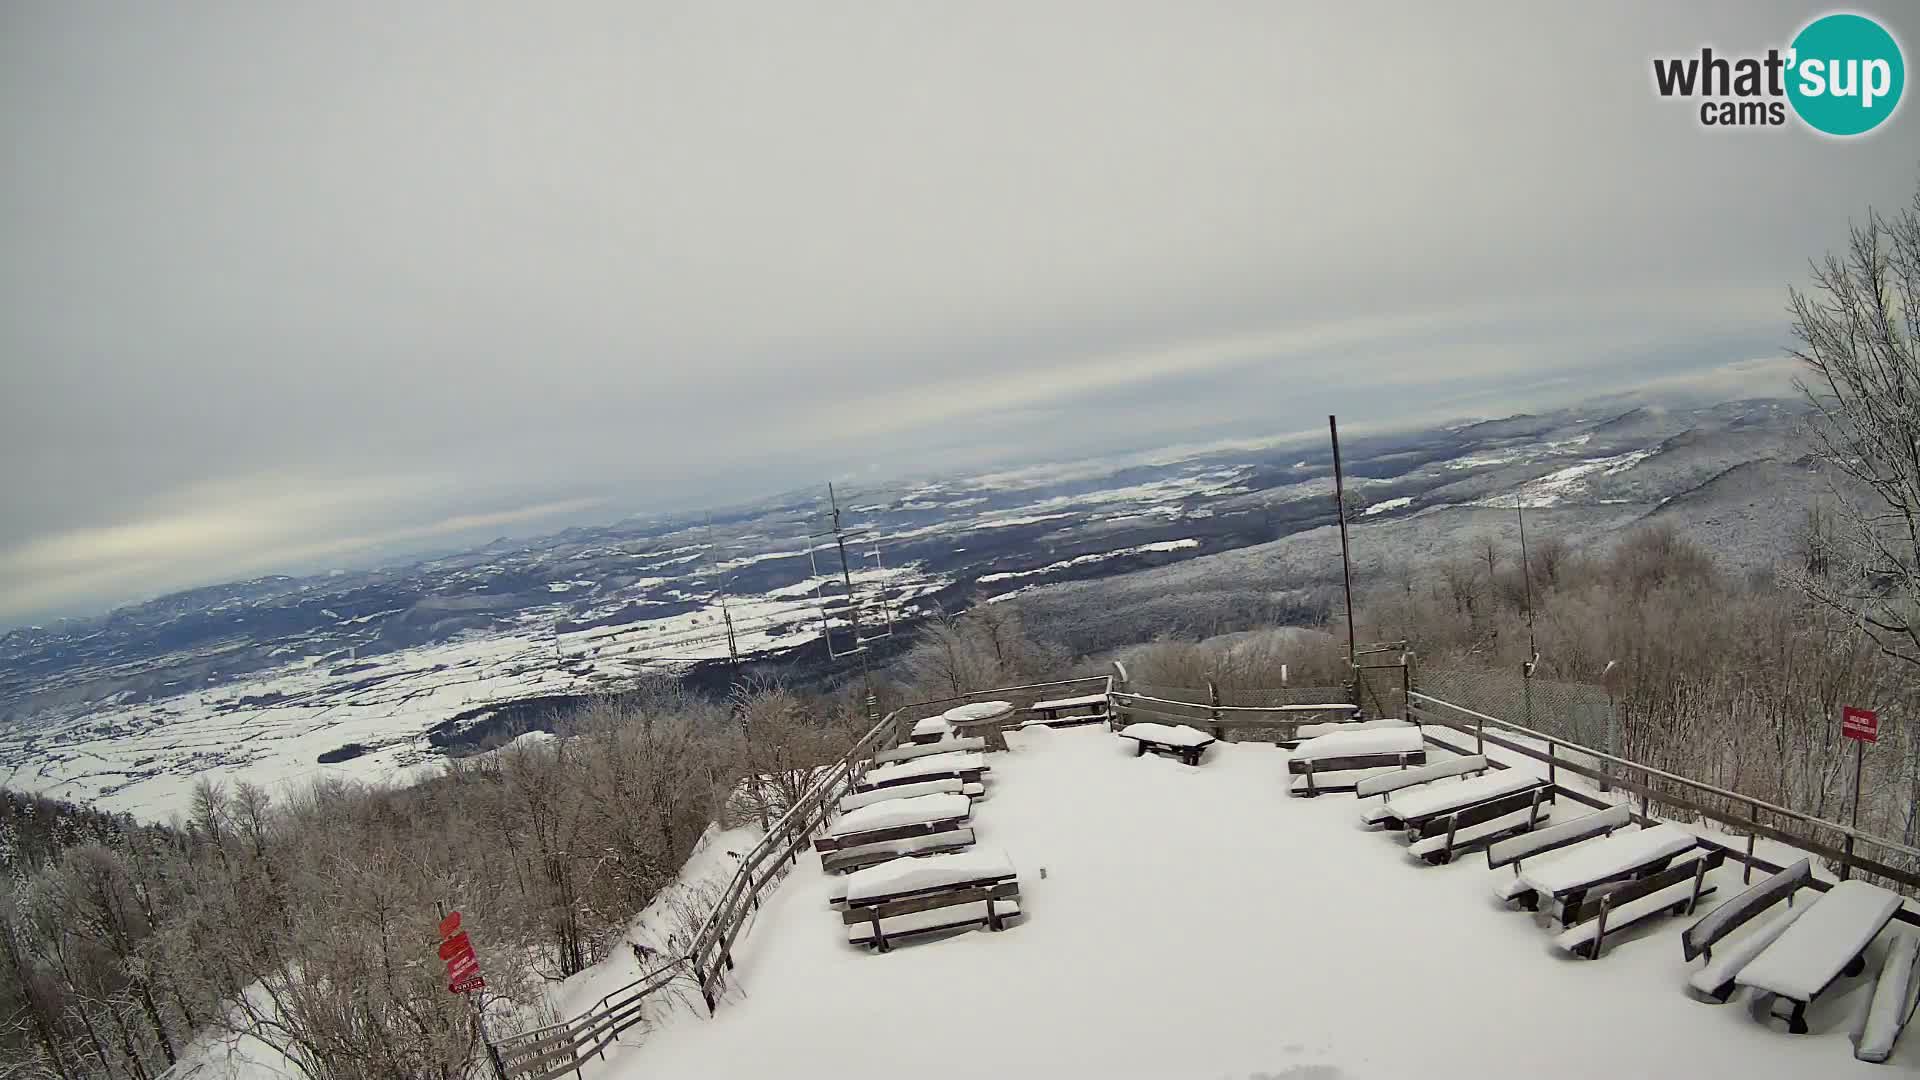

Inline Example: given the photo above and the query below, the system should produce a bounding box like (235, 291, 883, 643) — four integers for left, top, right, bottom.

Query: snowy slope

(599, 725, 1910, 1078)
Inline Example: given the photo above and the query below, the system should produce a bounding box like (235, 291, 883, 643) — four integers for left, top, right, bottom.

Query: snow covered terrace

(581, 722, 1917, 1078)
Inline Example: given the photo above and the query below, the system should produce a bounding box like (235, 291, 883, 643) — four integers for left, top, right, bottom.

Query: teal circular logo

(1787, 13, 1904, 136)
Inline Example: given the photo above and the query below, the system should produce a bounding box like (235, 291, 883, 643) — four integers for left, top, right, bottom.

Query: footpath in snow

(595, 724, 1914, 1078)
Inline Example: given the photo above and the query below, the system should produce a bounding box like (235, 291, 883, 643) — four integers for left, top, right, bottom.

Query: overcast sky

(2, 2, 1915, 623)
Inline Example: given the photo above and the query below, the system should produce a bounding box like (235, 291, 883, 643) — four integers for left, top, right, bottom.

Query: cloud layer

(3, 2, 1913, 619)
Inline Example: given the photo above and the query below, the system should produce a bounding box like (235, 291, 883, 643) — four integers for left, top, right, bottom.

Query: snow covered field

(602, 725, 1912, 1078)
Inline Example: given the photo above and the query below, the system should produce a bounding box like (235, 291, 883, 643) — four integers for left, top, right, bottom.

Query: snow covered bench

(1682, 858, 1811, 966)
(819, 827, 976, 875)
(1736, 879, 1903, 1034)
(838, 777, 982, 815)
(1356, 755, 1489, 825)
(1117, 722, 1217, 766)
(1287, 726, 1427, 796)
(1379, 768, 1546, 834)
(1510, 823, 1700, 925)
(1407, 783, 1554, 865)
(871, 737, 987, 766)
(855, 752, 989, 793)
(1281, 714, 1396, 748)
(1487, 804, 1632, 902)
(909, 715, 951, 745)
(1856, 932, 1920, 1063)
(1554, 848, 1723, 959)
(1028, 693, 1110, 727)
(841, 849, 1021, 952)
(814, 793, 971, 857)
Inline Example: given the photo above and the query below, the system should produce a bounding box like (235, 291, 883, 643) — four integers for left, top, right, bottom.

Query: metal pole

(1329, 415, 1357, 674)
(1843, 739, 1864, 881)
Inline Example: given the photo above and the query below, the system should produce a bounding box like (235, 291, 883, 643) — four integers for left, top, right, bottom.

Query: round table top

(942, 700, 1015, 724)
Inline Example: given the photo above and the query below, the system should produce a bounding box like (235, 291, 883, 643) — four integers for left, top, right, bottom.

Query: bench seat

(846, 897, 1022, 947)
(1117, 723, 1216, 766)
(1689, 903, 1808, 1003)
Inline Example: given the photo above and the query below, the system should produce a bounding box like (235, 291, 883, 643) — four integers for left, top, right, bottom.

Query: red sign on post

(437, 911, 485, 994)
(1843, 706, 1879, 743)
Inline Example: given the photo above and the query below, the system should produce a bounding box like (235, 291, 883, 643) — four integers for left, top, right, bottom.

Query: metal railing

(1408, 692, 1920, 901)
(496, 674, 1111, 1079)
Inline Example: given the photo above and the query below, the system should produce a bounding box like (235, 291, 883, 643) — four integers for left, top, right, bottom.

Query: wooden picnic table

(1028, 693, 1109, 726)
(1514, 823, 1697, 924)
(1736, 879, 1902, 1033)
(1116, 722, 1216, 766)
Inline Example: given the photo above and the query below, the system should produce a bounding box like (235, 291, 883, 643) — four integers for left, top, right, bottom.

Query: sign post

(1840, 706, 1878, 882)
(438, 907, 507, 1079)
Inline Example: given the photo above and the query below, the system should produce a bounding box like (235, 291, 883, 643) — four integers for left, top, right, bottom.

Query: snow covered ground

(600, 725, 1913, 1078)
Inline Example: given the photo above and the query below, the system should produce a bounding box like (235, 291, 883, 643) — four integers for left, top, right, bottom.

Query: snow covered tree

(1795, 175, 1920, 669)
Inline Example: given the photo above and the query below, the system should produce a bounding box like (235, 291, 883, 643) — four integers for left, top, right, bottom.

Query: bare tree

(1794, 175, 1920, 668)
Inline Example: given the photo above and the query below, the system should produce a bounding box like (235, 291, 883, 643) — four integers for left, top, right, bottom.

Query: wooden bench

(1488, 803, 1632, 903)
(1357, 755, 1489, 824)
(1027, 693, 1110, 727)
(819, 827, 976, 875)
(1737, 879, 1903, 1034)
(1407, 784, 1554, 865)
(870, 737, 987, 767)
(1551, 848, 1722, 959)
(1510, 822, 1700, 926)
(841, 849, 1022, 952)
(1856, 932, 1920, 1063)
(1116, 722, 1217, 766)
(1680, 856, 1811, 1000)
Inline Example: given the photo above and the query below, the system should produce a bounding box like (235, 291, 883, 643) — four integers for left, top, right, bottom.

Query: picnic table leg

(1844, 950, 1868, 978)
(1785, 1000, 1808, 1035)
(1134, 741, 1147, 757)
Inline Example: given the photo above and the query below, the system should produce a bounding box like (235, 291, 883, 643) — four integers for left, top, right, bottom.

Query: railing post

(1744, 800, 1758, 885)
(1207, 679, 1223, 741)
(1546, 739, 1556, 787)
(1475, 711, 1484, 757)
(1841, 832, 1855, 883)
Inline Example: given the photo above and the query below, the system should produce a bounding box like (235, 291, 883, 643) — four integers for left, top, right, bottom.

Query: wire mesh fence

(1416, 664, 1614, 751)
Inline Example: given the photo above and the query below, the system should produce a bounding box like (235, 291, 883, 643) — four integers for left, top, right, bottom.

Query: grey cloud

(3, 1, 1914, 619)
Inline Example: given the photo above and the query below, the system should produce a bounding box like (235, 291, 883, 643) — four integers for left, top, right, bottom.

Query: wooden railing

(495, 674, 1111, 1079)
(1407, 691, 1920, 907)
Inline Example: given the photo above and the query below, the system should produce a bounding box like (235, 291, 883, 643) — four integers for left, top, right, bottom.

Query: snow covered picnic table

(844, 848, 1016, 905)
(1735, 879, 1903, 1033)
(1378, 767, 1543, 828)
(1289, 725, 1428, 795)
(1514, 823, 1696, 913)
(1290, 725, 1423, 761)
(1027, 692, 1109, 726)
(1116, 722, 1216, 766)
(816, 793, 971, 859)
(827, 793, 971, 839)
(838, 847, 1023, 951)
(838, 776, 977, 814)
(909, 715, 951, 744)
(856, 751, 988, 791)
(943, 700, 1016, 750)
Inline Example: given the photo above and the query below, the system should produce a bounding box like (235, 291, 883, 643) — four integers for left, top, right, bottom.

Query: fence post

(1207, 679, 1223, 741)
(1110, 661, 1130, 729)
(1744, 800, 1759, 885)
(1475, 710, 1484, 757)
(1546, 738, 1556, 787)
(1840, 832, 1855, 883)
